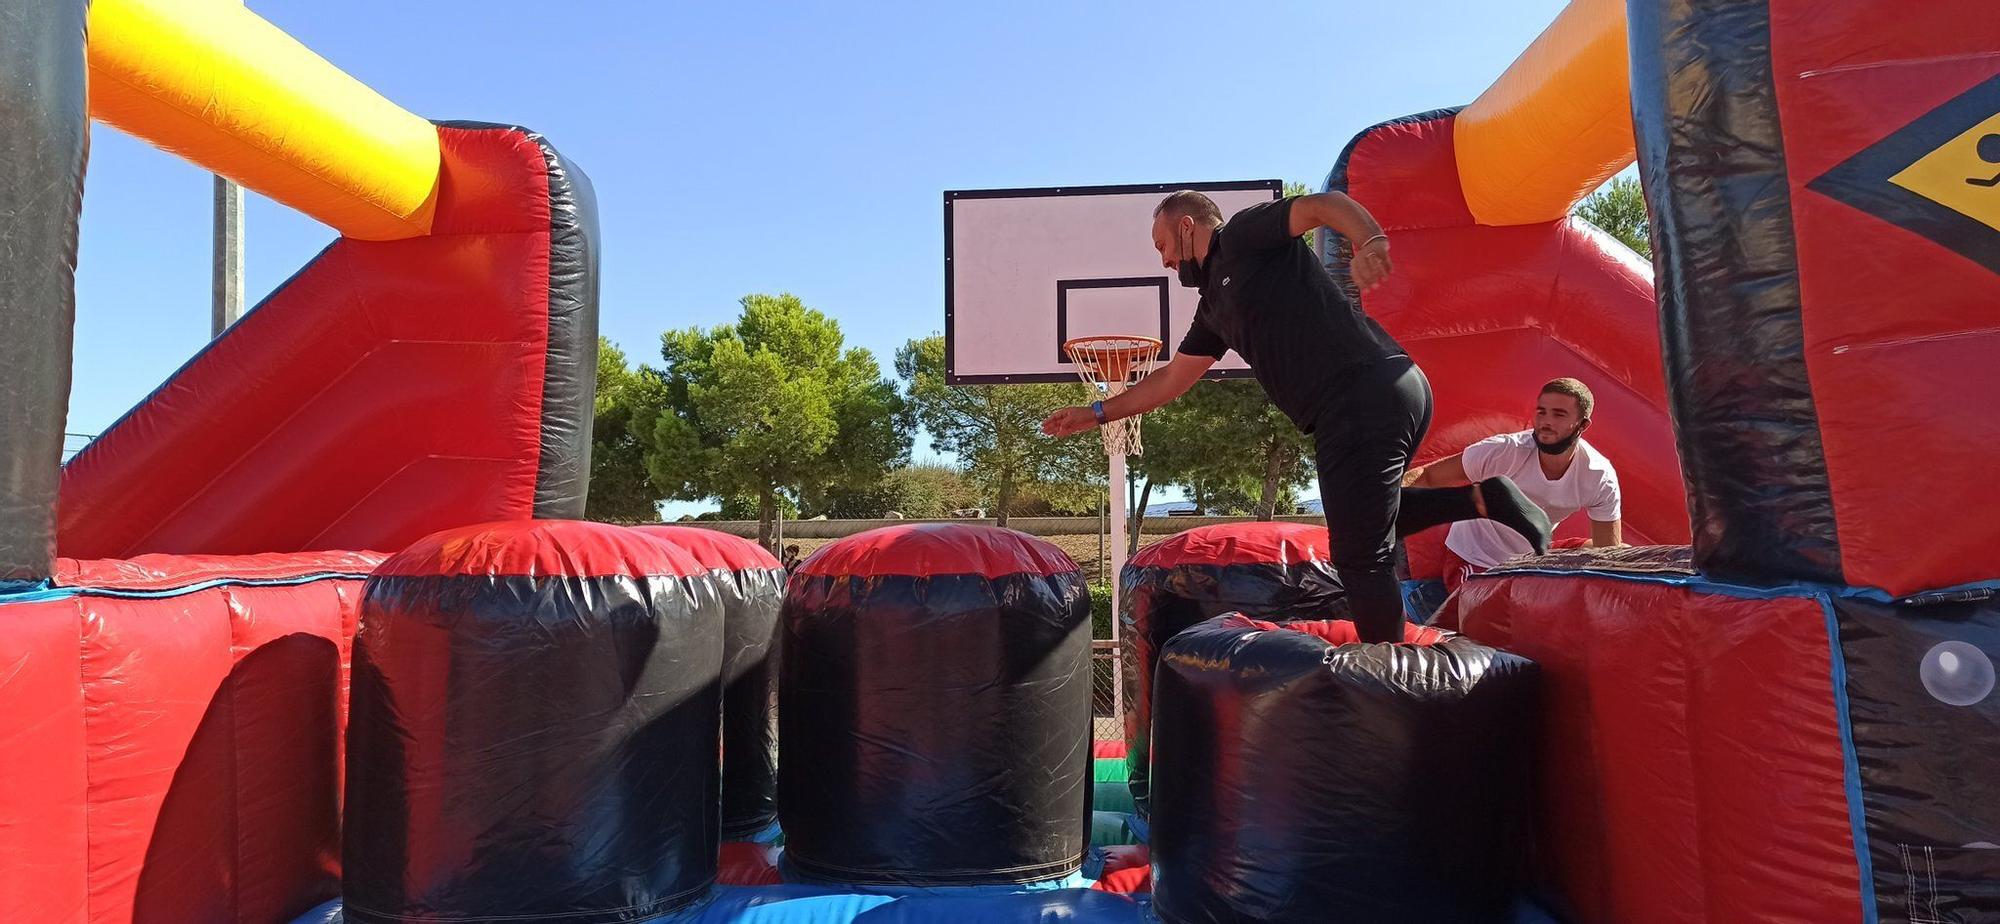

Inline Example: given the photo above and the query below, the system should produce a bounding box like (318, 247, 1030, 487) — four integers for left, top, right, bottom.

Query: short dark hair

(1540, 377, 1594, 419)
(1154, 190, 1223, 226)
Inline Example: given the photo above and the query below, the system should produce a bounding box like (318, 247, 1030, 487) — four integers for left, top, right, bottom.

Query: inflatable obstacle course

(3, 0, 1997, 920)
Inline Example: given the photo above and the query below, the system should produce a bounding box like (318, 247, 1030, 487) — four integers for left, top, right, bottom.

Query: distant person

(1405, 378, 1623, 592)
(782, 544, 803, 572)
(1042, 190, 1551, 644)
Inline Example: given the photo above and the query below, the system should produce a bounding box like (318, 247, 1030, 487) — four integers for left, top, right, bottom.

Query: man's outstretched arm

(1403, 453, 1470, 488)
(1041, 351, 1215, 438)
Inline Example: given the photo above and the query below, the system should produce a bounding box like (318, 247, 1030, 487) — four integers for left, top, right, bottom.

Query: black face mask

(1536, 424, 1585, 455)
(1175, 225, 1208, 289)
(1177, 256, 1207, 289)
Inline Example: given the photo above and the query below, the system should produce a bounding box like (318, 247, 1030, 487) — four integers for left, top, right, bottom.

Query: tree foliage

(585, 337, 669, 522)
(896, 335, 1099, 526)
(1575, 175, 1653, 258)
(1133, 379, 1313, 545)
(647, 294, 911, 546)
(811, 462, 983, 519)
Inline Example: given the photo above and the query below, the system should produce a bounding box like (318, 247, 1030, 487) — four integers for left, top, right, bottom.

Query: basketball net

(1063, 336, 1162, 457)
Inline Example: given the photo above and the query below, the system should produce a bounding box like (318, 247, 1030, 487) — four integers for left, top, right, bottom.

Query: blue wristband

(1091, 401, 1107, 424)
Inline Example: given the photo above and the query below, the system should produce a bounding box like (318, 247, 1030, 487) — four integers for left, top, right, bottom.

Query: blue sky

(70, 0, 1568, 511)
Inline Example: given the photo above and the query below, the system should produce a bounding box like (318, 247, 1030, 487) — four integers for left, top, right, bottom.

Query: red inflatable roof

(375, 520, 707, 580)
(631, 526, 781, 572)
(1129, 522, 1330, 569)
(795, 523, 1079, 579)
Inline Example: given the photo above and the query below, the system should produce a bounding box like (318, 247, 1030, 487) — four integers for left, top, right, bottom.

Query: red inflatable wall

(57, 123, 599, 561)
(1324, 110, 1689, 551)
(1447, 551, 1867, 924)
(1780, 11, 2000, 595)
(0, 553, 383, 923)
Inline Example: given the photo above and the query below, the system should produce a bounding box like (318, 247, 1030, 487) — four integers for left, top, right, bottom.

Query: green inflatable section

(1091, 778, 1135, 817)
(1090, 759, 1140, 846)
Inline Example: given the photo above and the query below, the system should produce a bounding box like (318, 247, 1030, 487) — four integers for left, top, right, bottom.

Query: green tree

(1575, 175, 1653, 258)
(884, 463, 982, 518)
(647, 294, 911, 547)
(1007, 475, 1102, 518)
(814, 462, 984, 519)
(1130, 379, 1313, 549)
(896, 335, 1099, 527)
(586, 337, 669, 522)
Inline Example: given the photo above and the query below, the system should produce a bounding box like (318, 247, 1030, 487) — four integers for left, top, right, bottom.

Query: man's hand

(1041, 406, 1100, 438)
(1353, 237, 1393, 291)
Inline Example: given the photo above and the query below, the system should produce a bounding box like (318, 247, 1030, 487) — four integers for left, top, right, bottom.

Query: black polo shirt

(1176, 196, 1405, 432)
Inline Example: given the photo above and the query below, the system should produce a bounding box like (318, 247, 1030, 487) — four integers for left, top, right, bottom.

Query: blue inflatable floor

(295, 888, 1572, 924)
(293, 885, 1150, 924)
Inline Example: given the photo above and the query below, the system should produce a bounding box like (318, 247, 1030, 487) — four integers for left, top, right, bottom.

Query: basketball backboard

(943, 180, 1280, 384)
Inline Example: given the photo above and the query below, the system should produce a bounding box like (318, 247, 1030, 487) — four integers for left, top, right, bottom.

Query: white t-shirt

(1443, 431, 1621, 568)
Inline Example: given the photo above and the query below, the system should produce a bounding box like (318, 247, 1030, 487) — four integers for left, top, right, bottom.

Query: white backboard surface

(944, 181, 1279, 384)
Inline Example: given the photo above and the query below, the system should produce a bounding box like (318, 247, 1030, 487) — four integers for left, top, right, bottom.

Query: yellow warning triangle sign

(1810, 74, 2000, 274)
(1888, 113, 2000, 234)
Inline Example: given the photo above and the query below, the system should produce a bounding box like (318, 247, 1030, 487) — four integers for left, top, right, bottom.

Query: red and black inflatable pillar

(633, 526, 786, 841)
(343, 520, 725, 923)
(1119, 522, 1348, 819)
(0, 0, 87, 582)
(1148, 615, 1536, 923)
(779, 523, 1093, 886)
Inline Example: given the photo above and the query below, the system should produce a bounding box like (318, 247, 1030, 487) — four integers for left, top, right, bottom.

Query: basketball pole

(1108, 446, 1127, 735)
(1108, 448, 1127, 617)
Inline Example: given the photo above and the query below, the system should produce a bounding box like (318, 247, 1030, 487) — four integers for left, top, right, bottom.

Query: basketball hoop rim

(1062, 334, 1162, 357)
(1063, 335, 1163, 384)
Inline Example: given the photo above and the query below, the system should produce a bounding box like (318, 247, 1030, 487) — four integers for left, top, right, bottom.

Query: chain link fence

(1091, 638, 1125, 743)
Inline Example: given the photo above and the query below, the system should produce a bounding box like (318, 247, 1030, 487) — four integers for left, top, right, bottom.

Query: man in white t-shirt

(1405, 378, 1623, 591)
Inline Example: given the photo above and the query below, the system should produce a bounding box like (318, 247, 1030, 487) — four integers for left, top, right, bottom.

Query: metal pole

(1097, 495, 1106, 586)
(1109, 452, 1127, 624)
(210, 0, 247, 339)
(212, 175, 244, 336)
(1107, 455, 1128, 740)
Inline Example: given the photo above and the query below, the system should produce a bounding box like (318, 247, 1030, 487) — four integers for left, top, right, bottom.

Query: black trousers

(1311, 356, 1482, 643)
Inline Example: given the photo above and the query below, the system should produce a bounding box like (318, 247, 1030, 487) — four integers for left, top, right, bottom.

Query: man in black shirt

(1043, 190, 1552, 642)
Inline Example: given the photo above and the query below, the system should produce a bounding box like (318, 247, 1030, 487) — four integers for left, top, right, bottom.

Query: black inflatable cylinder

(0, 0, 87, 582)
(345, 520, 725, 924)
(1120, 522, 1348, 818)
(1150, 615, 1537, 924)
(635, 526, 785, 840)
(780, 523, 1092, 885)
